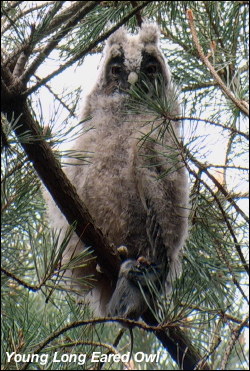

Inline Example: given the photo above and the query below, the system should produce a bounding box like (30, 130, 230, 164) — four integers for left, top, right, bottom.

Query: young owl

(45, 23, 189, 319)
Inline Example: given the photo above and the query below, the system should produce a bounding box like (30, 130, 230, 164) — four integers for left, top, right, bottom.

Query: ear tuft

(139, 22, 160, 44)
(107, 26, 127, 46)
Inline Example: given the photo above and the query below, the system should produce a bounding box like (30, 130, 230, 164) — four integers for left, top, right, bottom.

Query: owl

(45, 23, 189, 319)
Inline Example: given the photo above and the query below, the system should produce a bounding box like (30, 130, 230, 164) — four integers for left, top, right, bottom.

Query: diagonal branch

(164, 117, 249, 224)
(186, 9, 249, 117)
(20, 1, 101, 85)
(23, 1, 152, 96)
(142, 311, 210, 370)
(2, 82, 120, 280)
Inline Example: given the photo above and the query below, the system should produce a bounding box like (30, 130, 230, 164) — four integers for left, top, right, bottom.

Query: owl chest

(73, 132, 147, 249)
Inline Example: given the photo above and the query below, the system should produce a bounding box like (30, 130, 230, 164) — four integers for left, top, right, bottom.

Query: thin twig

(184, 161, 249, 280)
(166, 114, 249, 140)
(20, 2, 101, 85)
(186, 9, 249, 116)
(1, 267, 41, 292)
(178, 303, 249, 328)
(23, 1, 152, 96)
(183, 145, 249, 224)
(220, 315, 249, 370)
(19, 317, 164, 370)
(35, 75, 77, 118)
(1, 2, 53, 34)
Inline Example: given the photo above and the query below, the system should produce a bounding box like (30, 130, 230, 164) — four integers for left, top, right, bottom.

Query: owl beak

(127, 72, 138, 85)
(117, 72, 138, 94)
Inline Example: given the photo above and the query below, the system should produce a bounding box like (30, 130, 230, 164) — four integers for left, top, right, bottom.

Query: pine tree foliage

(1, 1, 249, 370)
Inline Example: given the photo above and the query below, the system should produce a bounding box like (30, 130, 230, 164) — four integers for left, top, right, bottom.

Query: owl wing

(135, 135, 188, 283)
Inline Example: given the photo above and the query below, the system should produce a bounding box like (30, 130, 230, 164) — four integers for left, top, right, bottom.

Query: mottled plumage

(45, 23, 189, 318)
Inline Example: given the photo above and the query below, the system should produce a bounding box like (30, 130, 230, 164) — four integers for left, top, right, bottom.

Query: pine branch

(142, 311, 210, 370)
(2, 82, 121, 281)
(20, 2, 101, 85)
(184, 160, 249, 284)
(23, 1, 152, 96)
(186, 8, 249, 117)
(18, 316, 210, 370)
(220, 315, 249, 370)
(1, 2, 54, 34)
(168, 115, 249, 140)
(165, 129, 249, 224)
(1, 267, 41, 292)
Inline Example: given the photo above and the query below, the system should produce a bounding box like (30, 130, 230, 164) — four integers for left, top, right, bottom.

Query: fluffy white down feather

(44, 23, 189, 317)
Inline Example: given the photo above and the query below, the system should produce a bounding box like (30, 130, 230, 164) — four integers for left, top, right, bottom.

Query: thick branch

(1, 86, 120, 280)
(142, 311, 210, 370)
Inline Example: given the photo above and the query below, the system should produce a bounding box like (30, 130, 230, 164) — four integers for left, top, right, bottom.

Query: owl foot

(117, 245, 129, 261)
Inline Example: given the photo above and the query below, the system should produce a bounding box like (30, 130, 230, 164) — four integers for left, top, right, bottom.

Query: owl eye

(145, 63, 157, 75)
(111, 64, 122, 77)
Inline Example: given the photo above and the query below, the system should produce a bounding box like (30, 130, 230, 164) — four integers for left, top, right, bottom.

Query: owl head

(94, 23, 172, 97)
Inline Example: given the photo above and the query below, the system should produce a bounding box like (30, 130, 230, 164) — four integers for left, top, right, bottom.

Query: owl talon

(136, 256, 151, 266)
(96, 264, 103, 273)
(117, 245, 129, 261)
